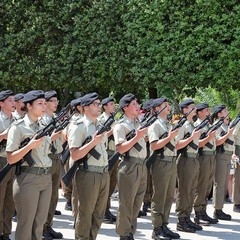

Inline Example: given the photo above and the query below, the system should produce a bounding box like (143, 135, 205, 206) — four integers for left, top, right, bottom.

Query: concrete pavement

(11, 191, 240, 240)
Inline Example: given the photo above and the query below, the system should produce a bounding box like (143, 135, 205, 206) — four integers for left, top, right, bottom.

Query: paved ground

(11, 191, 240, 240)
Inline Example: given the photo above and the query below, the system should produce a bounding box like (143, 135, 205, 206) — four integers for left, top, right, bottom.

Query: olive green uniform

(148, 117, 177, 229)
(194, 119, 216, 212)
(68, 115, 109, 240)
(213, 123, 235, 209)
(0, 111, 15, 238)
(113, 116, 147, 237)
(176, 120, 200, 218)
(6, 114, 52, 240)
(42, 113, 64, 228)
(233, 121, 240, 205)
(98, 112, 118, 212)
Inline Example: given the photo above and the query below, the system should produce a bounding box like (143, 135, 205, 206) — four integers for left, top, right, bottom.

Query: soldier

(98, 97, 117, 224)
(175, 99, 202, 233)
(0, 90, 15, 240)
(139, 99, 154, 217)
(148, 97, 180, 240)
(42, 90, 64, 240)
(62, 97, 83, 212)
(193, 103, 218, 225)
(232, 105, 240, 213)
(212, 105, 235, 220)
(6, 90, 52, 240)
(113, 93, 148, 240)
(68, 92, 109, 240)
(12, 93, 25, 120)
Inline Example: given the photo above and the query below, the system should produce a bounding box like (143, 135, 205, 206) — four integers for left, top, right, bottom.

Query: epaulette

(118, 118, 125, 123)
(14, 118, 24, 125)
(74, 118, 84, 125)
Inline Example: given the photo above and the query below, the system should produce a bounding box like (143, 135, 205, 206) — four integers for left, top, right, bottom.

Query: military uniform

(193, 103, 218, 224)
(148, 98, 180, 240)
(213, 111, 234, 220)
(98, 102, 118, 223)
(113, 94, 148, 239)
(0, 90, 15, 239)
(175, 99, 202, 233)
(6, 90, 52, 240)
(68, 93, 109, 240)
(233, 119, 240, 212)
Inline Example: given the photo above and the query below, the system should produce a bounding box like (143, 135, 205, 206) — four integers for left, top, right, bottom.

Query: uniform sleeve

(233, 121, 240, 137)
(113, 123, 126, 145)
(6, 125, 22, 152)
(175, 125, 185, 143)
(148, 123, 160, 144)
(68, 124, 85, 149)
(215, 126, 222, 140)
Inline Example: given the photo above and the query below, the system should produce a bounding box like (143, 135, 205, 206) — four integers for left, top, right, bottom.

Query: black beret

(212, 104, 226, 115)
(81, 92, 99, 106)
(152, 97, 167, 108)
(179, 99, 194, 109)
(196, 103, 209, 112)
(45, 90, 57, 101)
(14, 93, 25, 101)
(71, 97, 82, 107)
(119, 93, 136, 109)
(142, 99, 154, 111)
(101, 97, 114, 106)
(0, 90, 14, 101)
(22, 90, 45, 103)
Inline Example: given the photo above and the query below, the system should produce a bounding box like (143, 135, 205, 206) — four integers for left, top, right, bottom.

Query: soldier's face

(87, 100, 102, 117)
(0, 96, 15, 112)
(46, 97, 59, 112)
(104, 101, 116, 114)
(125, 100, 140, 117)
(29, 98, 46, 117)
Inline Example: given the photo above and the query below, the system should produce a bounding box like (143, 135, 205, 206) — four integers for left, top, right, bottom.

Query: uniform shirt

(0, 111, 14, 157)
(176, 120, 199, 154)
(98, 112, 115, 152)
(12, 110, 24, 121)
(148, 117, 177, 157)
(68, 115, 108, 167)
(195, 118, 216, 151)
(6, 114, 52, 167)
(216, 122, 235, 152)
(63, 113, 83, 138)
(42, 113, 64, 154)
(233, 121, 240, 147)
(113, 115, 147, 159)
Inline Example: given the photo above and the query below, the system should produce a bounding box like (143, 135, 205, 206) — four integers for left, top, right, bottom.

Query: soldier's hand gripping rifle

(61, 108, 120, 187)
(0, 104, 71, 184)
(146, 107, 194, 168)
(108, 106, 167, 171)
(199, 113, 229, 152)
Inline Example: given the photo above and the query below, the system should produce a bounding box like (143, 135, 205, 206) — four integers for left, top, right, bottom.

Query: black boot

(138, 210, 147, 217)
(214, 209, 231, 221)
(176, 217, 196, 233)
(200, 210, 218, 224)
(162, 225, 180, 239)
(42, 228, 53, 240)
(103, 210, 114, 224)
(185, 217, 203, 231)
(46, 226, 63, 239)
(194, 210, 211, 226)
(106, 209, 117, 222)
(64, 201, 72, 211)
(233, 204, 240, 213)
(152, 228, 171, 240)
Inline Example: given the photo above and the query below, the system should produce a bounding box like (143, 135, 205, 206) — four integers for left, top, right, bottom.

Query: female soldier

(212, 105, 235, 221)
(6, 90, 54, 240)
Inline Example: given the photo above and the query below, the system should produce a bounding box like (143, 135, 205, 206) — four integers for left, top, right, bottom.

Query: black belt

(21, 166, 51, 175)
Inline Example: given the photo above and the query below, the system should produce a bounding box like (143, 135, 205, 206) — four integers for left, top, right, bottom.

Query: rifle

(146, 108, 194, 168)
(199, 113, 229, 151)
(108, 106, 167, 171)
(0, 104, 71, 184)
(61, 108, 120, 187)
(216, 114, 240, 153)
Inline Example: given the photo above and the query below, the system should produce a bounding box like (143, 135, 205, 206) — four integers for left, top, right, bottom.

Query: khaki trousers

(106, 151, 118, 211)
(63, 158, 72, 203)
(151, 160, 177, 228)
(233, 146, 240, 205)
(116, 160, 147, 237)
(13, 172, 52, 240)
(194, 154, 216, 212)
(75, 170, 109, 240)
(45, 155, 61, 227)
(213, 153, 231, 209)
(0, 159, 15, 237)
(176, 156, 199, 218)
(143, 168, 153, 204)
